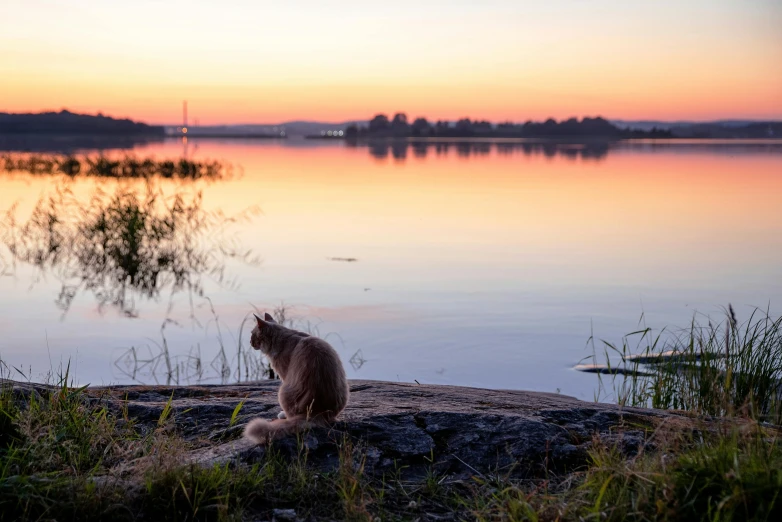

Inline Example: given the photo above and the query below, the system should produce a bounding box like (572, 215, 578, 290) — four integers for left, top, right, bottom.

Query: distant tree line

(0, 110, 164, 135)
(345, 113, 673, 139)
(668, 122, 781, 139)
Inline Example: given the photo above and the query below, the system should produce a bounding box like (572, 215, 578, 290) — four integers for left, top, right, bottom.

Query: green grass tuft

(591, 306, 782, 424)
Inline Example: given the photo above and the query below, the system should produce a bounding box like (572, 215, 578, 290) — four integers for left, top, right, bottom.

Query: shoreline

(2, 376, 778, 520)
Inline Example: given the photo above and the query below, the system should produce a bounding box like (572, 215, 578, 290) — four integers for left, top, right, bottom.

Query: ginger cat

(244, 312, 349, 443)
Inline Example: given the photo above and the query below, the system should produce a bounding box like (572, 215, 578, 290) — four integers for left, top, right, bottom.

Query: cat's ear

(253, 314, 267, 328)
(264, 312, 276, 323)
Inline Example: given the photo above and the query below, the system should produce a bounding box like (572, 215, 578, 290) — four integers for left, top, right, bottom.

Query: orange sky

(1, 0, 781, 124)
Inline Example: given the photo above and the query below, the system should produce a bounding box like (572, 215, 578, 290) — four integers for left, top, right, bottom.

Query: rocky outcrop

(6, 379, 694, 479)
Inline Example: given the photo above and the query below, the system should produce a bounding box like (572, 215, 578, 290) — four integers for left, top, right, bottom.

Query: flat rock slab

(6, 379, 692, 479)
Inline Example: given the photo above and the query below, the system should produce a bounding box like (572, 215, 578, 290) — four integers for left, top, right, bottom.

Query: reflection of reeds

(586, 305, 782, 423)
(1, 153, 230, 180)
(1, 181, 260, 316)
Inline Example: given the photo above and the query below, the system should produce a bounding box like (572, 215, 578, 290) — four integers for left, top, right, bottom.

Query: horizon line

(4, 109, 782, 128)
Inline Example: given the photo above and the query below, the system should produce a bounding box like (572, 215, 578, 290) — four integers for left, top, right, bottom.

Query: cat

(243, 312, 350, 443)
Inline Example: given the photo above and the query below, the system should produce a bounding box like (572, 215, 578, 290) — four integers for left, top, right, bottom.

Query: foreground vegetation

(1, 306, 781, 521)
(590, 305, 782, 424)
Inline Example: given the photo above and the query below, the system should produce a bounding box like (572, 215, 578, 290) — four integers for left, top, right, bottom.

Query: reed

(588, 305, 782, 423)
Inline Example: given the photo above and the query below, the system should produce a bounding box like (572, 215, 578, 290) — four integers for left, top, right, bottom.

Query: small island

(0, 110, 164, 136)
(0, 110, 166, 153)
(339, 113, 674, 140)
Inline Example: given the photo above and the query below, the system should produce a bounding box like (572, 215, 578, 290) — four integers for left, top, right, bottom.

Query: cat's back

(291, 335, 349, 412)
(292, 335, 347, 378)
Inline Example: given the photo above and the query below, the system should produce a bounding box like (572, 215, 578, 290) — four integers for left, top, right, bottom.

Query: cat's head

(250, 312, 278, 354)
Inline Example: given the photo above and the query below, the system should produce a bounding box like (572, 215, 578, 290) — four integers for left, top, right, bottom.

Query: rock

(272, 508, 298, 521)
(573, 363, 654, 376)
(626, 350, 724, 364)
(3, 379, 694, 479)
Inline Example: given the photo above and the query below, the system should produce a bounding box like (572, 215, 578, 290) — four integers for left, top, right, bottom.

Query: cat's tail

(243, 416, 311, 444)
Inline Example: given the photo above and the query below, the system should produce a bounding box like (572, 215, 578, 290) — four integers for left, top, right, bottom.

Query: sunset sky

(1, 0, 780, 124)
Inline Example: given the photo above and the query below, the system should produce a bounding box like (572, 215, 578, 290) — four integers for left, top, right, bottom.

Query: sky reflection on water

(0, 139, 780, 399)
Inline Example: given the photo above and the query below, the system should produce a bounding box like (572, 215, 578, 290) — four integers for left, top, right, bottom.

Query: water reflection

(350, 139, 782, 162)
(2, 153, 229, 180)
(1, 139, 780, 395)
(0, 134, 165, 154)
(356, 140, 611, 161)
(1, 181, 260, 317)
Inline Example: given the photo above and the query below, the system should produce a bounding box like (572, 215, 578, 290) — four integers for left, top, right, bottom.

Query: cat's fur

(243, 312, 349, 443)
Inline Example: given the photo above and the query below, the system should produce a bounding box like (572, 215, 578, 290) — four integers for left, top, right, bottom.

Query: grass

(113, 301, 348, 385)
(1, 383, 778, 521)
(0, 365, 381, 521)
(588, 305, 782, 424)
(1, 306, 781, 520)
(460, 426, 781, 522)
(577, 427, 781, 521)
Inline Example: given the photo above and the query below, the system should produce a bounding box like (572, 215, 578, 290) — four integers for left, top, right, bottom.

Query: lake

(1, 138, 781, 400)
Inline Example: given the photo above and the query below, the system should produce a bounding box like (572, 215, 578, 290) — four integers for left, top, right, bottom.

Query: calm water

(1, 139, 781, 399)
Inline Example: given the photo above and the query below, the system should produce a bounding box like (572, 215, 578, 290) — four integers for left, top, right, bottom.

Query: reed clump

(589, 305, 782, 424)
